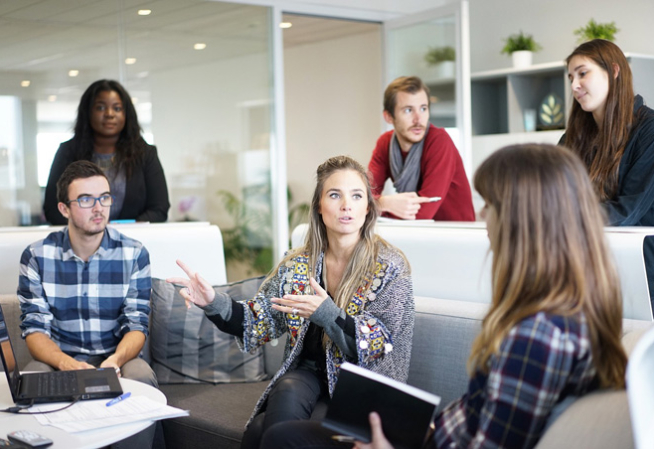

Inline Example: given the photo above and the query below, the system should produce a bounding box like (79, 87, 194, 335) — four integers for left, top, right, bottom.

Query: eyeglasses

(67, 194, 114, 208)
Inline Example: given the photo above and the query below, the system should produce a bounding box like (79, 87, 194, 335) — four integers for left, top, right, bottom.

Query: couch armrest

(0, 294, 35, 370)
(534, 390, 633, 449)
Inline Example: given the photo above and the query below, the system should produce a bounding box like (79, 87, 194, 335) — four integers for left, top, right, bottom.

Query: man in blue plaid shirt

(17, 161, 156, 388)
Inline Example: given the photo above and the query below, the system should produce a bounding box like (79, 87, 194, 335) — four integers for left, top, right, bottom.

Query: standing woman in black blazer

(43, 79, 170, 224)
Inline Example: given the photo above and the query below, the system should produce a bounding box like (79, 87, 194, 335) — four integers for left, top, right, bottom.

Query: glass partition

(384, 1, 472, 175)
(0, 0, 276, 279)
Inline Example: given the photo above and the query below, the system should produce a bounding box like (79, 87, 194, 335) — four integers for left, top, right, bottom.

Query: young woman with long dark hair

(563, 39, 654, 310)
(43, 79, 169, 224)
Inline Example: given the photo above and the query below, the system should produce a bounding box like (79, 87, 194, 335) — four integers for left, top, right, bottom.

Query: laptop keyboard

(36, 371, 78, 397)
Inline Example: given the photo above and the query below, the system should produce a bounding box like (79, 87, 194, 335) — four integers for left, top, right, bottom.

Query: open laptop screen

(0, 305, 22, 401)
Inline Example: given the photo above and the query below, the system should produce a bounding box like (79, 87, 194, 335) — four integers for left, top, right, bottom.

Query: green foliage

(501, 31, 542, 54)
(217, 186, 310, 276)
(424, 46, 456, 66)
(574, 19, 619, 43)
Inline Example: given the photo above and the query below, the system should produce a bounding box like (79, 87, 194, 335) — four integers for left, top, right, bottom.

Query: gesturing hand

(167, 259, 216, 309)
(379, 192, 432, 220)
(271, 277, 328, 318)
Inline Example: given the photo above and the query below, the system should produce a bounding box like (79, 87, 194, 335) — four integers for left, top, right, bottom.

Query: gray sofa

(2, 222, 653, 449)
(1, 294, 650, 449)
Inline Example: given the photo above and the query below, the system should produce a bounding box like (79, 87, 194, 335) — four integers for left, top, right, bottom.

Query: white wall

(284, 30, 383, 208)
(468, 0, 654, 72)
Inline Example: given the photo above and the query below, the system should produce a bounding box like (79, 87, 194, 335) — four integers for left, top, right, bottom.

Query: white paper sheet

(31, 396, 189, 433)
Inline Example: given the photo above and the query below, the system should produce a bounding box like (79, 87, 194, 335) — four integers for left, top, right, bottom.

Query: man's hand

(100, 355, 122, 377)
(354, 412, 394, 449)
(58, 358, 95, 371)
(378, 192, 432, 220)
(26, 332, 94, 371)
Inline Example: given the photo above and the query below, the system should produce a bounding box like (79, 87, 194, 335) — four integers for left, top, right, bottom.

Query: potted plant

(424, 46, 456, 78)
(501, 31, 542, 69)
(574, 19, 619, 43)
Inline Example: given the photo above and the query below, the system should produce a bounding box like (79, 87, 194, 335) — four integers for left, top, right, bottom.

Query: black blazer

(43, 139, 170, 224)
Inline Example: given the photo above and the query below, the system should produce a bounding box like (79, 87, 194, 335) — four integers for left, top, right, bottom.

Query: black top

(43, 139, 170, 224)
(604, 95, 654, 226)
(561, 95, 654, 312)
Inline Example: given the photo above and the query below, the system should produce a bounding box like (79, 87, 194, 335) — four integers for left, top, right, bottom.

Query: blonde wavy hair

(471, 144, 627, 388)
(271, 155, 398, 315)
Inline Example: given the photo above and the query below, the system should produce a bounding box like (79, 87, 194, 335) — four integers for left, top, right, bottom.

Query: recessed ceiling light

(279, 22, 292, 29)
(125, 58, 137, 65)
(48, 95, 57, 102)
(194, 43, 207, 50)
(20, 80, 30, 87)
(68, 70, 79, 77)
(138, 9, 151, 16)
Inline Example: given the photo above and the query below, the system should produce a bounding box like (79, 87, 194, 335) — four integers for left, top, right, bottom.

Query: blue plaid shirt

(18, 227, 151, 360)
(433, 312, 599, 449)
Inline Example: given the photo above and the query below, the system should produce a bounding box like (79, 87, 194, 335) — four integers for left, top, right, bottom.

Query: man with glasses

(17, 161, 156, 389)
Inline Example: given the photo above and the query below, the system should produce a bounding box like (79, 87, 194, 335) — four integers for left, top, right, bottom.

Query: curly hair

(71, 79, 148, 177)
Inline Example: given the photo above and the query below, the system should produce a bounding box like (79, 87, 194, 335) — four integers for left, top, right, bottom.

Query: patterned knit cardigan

(236, 242, 415, 427)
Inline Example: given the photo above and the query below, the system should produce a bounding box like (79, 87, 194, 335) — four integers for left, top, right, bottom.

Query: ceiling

(0, 0, 381, 105)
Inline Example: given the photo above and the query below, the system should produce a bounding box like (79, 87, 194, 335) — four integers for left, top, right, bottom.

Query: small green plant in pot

(424, 46, 455, 65)
(574, 19, 619, 43)
(424, 45, 456, 78)
(501, 31, 542, 68)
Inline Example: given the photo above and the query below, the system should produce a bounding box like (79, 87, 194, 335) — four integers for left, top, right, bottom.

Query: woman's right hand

(354, 412, 394, 449)
(167, 259, 216, 309)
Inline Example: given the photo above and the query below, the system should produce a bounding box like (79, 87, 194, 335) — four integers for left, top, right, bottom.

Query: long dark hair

(563, 39, 634, 201)
(472, 144, 626, 388)
(72, 79, 147, 177)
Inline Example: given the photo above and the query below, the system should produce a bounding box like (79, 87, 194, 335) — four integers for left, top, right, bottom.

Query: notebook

(322, 362, 441, 449)
(0, 304, 123, 405)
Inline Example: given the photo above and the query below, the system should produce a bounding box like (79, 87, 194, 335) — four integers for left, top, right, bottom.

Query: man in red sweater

(368, 76, 475, 221)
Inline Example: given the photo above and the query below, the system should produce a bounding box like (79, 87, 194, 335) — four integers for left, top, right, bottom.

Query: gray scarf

(389, 126, 429, 193)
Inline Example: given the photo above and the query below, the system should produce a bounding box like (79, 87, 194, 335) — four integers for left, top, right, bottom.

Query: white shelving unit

(468, 53, 654, 211)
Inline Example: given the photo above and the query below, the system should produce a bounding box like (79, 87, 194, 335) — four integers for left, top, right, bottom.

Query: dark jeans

(260, 420, 350, 449)
(240, 368, 329, 449)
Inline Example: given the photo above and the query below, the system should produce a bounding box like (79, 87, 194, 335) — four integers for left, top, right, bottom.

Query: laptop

(0, 304, 122, 405)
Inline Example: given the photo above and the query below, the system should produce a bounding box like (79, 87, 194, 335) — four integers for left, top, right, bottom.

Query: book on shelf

(322, 362, 441, 449)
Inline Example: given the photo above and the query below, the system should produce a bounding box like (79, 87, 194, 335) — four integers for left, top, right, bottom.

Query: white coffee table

(0, 377, 166, 448)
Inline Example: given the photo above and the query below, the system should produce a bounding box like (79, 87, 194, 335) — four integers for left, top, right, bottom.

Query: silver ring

(184, 287, 190, 296)
(292, 308, 299, 315)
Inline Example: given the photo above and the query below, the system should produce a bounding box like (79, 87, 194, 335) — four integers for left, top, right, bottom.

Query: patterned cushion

(150, 277, 267, 384)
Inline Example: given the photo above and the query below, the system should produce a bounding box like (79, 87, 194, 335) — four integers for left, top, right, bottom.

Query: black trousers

(260, 420, 350, 449)
(240, 368, 330, 449)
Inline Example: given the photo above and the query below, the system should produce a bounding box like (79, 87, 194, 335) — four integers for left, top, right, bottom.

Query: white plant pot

(436, 61, 455, 79)
(512, 51, 533, 69)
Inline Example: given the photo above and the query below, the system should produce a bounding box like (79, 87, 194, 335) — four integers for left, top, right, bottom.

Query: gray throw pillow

(150, 277, 267, 384)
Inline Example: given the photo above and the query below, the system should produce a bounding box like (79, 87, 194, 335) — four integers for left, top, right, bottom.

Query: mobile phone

(7, 431, 53, 448)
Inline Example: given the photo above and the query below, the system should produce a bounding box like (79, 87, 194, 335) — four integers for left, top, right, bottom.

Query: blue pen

(106, 392, 131, 407)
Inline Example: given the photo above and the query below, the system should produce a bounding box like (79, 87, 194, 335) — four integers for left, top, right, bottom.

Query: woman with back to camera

(563, 39, 654, 310)
(268, 144, 628, 449)
(43, 79, 170, 224)
(168, 155, 414, 448)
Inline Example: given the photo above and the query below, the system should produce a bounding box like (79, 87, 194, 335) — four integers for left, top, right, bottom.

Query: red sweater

(368, 124, 475, 221)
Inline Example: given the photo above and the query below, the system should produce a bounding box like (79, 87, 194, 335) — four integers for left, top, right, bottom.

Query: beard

(70, 213, 107, 237)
